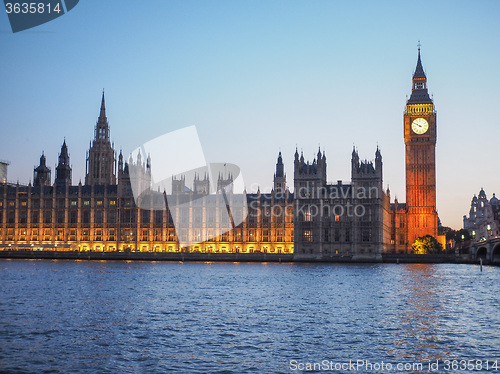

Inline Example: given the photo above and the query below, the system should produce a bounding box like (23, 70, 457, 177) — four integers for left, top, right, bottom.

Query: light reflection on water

(0, 260, 499, 373)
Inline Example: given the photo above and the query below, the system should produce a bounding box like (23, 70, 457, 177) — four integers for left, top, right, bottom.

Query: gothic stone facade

(0, 50, 441, 256)
(293, 148, 391, 260)
(464, 188, 500, 242)
(0, 95, 294, 254)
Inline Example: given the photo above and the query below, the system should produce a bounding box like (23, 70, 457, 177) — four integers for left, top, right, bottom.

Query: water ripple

(0, 261, 499, 373)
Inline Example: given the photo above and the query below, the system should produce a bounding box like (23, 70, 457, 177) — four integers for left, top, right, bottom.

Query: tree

(412, 235, 443, 254)
(454, 229, 470, 243)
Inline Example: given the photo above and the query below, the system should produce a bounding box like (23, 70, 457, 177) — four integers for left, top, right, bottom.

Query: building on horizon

(462, 188, 500, 262)
(0, 160, 8, 184)
(464, 188, 500, 242)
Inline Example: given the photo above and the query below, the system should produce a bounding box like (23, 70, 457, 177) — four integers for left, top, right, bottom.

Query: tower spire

(413, 43, 426, 80)
(273, 150, 286, 194)
(407, 44, 432, 104)
(100, 89, 106, 119)
(34, 151, 51, 187)
(275, 151, 284, 177)
(86, 91, 116, 186)
(55, 140, 72, 186)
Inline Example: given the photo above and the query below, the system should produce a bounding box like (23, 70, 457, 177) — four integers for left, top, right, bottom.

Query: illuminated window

(304, 209, 312, 222)
(44, 229, 51, 241)
(109, 200, 116, 205)
(168, 231, 175, 242)
(83, 200, 90, 206)
(263, 230, 269, 242)
(277, 230, 283, 242)
(303, 230, 312, 242)
(97, 200, 103, 206)
(334, 215, 340, 222)
(154, 229, 161, 241)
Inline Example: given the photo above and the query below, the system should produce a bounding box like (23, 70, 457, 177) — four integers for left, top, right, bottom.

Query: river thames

(0, 260, 499, 373)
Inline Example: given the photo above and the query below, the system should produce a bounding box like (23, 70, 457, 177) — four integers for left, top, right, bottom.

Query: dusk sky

(1, 0, 499, 229)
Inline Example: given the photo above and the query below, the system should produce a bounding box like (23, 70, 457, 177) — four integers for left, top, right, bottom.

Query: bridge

(468, 237, 500, 264)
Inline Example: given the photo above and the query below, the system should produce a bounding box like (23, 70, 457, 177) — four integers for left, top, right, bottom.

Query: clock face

(411, 118, 429, 134)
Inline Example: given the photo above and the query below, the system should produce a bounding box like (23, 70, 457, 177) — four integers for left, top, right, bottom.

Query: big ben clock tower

(404, 46, 438, 244)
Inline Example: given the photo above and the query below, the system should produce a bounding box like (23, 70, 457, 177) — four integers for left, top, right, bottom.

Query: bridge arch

(476, 246, 488, 262)
(492, 244, 500, 265)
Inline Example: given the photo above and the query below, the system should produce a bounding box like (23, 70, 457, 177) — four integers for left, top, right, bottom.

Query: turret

(118, 150, 123, 176)
(294, 147, 327, 198)
(217, 172, 233, 193)
(34, 152, 51, 187)
(193, 172, 210, 195)
(172, 175, 186, 194)
(55, 140, 72, 186)
(375, 146, 382, 172)
(273, 151, 286, 194)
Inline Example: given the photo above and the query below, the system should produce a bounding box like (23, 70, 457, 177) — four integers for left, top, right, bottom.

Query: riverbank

(0, 250, 490, 265)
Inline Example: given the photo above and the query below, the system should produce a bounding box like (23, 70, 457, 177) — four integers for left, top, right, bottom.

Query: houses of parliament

(0, 50, 439, 259)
